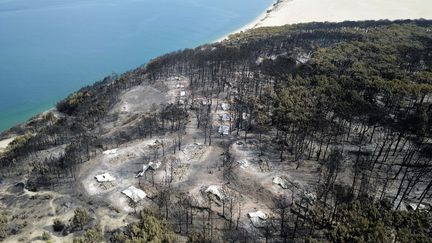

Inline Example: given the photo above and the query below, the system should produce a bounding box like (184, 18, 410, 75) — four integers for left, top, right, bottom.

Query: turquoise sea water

(0, 0, 272, 132)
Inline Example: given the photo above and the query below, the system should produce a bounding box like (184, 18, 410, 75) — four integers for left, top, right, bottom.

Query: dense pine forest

(1, 20, 432, 242)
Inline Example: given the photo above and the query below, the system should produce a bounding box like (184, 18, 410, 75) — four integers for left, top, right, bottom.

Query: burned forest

(1, 20, 432, 242)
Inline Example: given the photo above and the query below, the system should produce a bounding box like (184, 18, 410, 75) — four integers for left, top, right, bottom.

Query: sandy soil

(79, 76, 192, 213)
(218, 0, 432, 41)
(2, 74, 423, 241)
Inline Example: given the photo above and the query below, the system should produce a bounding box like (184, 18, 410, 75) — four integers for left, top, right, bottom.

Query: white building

(122, 186, 147, 203)
(95, 173, 116, 182)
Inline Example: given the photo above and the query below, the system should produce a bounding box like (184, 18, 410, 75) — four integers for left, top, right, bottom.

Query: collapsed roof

(205, 185, 224, 200)
(136, 161, 161, 178)
(273, 176, 289, 189)
(248, 210, 268, 228)
(237, 159, 249, 169)
(304, 191, 317, 203)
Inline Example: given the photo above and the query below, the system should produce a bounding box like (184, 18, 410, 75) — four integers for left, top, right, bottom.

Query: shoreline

(214, 0, 284, 42)
(217, 0, 432, 42)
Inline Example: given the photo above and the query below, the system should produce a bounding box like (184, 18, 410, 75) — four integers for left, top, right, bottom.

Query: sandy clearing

(112, 85, 168, 114)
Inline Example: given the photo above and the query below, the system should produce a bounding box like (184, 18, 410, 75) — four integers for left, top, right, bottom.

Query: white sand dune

(221, 0, 432, 40)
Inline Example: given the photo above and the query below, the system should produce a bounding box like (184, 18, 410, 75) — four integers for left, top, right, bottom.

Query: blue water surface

(0, 0, 272, 131)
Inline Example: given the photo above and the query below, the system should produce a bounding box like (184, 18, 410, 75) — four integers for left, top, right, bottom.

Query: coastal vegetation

(0, 19, 432, 242)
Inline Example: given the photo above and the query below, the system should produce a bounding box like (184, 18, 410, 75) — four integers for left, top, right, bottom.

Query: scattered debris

(256, 57, 264, 65)
(136, 170, 145, 178)
(63, 202, 72, 209)
(273, 176, 289, 189)
(220, 114, 230, 122)
(95, 173, 116, 182)
(172, 163, 189, 181)
(103, 149, 117, 155)
(273, 176, 313, 202)
(407, 202, 427, 211)
(182, 143, 205, 160)
(248, 210, 268, 228)
(237, 159, 249, 169)
(205, 185, 224, 200)
(153, 161, 162, 169)
(258, 157, 271, 172)
(221, 103, 230, 111)
(58, 201, 73, 214)
(136, 161, 161, 178)
(296, 52, 312, 64)
(122, 186, 147, 203)
(304, 191, 317, 203)
(218, 125, 230, 135)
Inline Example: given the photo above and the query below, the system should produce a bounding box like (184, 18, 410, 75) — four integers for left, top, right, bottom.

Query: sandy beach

(0, 137, 15, 152)
(220, 0, 432, 40)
